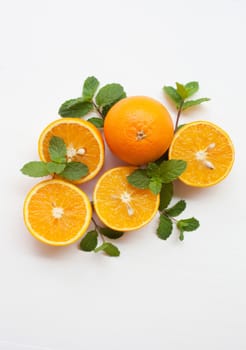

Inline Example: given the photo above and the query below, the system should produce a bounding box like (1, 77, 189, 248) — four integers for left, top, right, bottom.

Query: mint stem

(93, 102, 103, 118)
(175, 101, 184, 131)
(161, 211, 178, 223)
(91, 216, 105, 242)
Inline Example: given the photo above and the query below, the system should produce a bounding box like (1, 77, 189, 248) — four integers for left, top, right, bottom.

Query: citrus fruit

(23, 179, 92, 246)
(104, 96, 174, 165)
(169, 121, 234, 187)
(38, 118, 104, 183)
(93, 167, 160, 231)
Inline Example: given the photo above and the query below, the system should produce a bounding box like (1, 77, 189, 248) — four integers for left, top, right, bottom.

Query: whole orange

(104, 96, 174, 165)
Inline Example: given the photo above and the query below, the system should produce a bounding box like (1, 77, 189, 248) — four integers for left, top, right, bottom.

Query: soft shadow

(28, 238, 74, 259)
(173, 180, 212, 199)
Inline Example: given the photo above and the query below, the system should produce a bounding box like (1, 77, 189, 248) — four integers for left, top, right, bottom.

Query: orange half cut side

(38, 118, 105, 183)
(93, 167, 160, 231)
(169, 121, 235, 187)
(23, 179, 92, 246)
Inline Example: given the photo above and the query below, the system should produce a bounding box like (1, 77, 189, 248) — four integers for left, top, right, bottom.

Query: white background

(0, 0, 245, 349)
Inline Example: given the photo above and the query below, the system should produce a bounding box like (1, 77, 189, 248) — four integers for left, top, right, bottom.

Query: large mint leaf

(58, 98, 93, 117)
(95, 83, 126, 107)
(160, 160, 187, 183)
(21, 161, 49, 178)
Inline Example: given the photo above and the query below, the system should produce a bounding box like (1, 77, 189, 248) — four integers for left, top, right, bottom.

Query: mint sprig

(157, 185, 199, 241)
(21, 136, 88, 181)
(163, 81, 210, 130)
(127, 159, 199, 241)
(79, 216, 122, 257)
(127, 160, 187, 195)
(58, 76, 126, 128)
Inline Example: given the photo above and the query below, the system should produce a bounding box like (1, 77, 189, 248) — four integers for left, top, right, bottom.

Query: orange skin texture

(104, 96, 174, 165)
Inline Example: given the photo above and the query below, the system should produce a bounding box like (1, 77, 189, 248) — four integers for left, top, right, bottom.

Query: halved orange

(93, 167, 160, 231)
(23, 179, 92, 246)
(169, 121, 234, 187)
(38, 118, 104, 183)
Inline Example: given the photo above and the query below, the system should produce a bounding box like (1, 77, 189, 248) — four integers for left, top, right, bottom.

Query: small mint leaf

(82, 76, 99, 101)
(159, 182, 173, 211)
(94, 242, 120, 257)
(60, 162, 88, 180)
(47, 162, 66, 174)
(157, 214, 173, 240)
(99, 227, 124, 239)
(21, 161, 49, 178)
(127, 169, 150, 189)
(182, 98, 210, 111)
(165, 200, 186, 217)
(176, 82, 188, 99)
(87, 117, 104, 128)
(49, 136, 67, 163)
(160, 160, 187, 183)
(177, 217, 200, 241)
(79, 230, 98, 252)
(185, 81, 199, 97)
(163, 86, 182, 107)
(177, 217, 200, 232)
(58, 98, 93, 117)
(95, 83, 126, 107)
(149, 178, 162, 195)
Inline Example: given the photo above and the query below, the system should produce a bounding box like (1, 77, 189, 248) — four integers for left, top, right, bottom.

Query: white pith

(52, 207, 64, 219)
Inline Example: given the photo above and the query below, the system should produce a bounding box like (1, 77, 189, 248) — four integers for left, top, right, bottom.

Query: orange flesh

(169, 121, 234, 187)
(93, 167, 160, 231)
(24, 180, 92, 245)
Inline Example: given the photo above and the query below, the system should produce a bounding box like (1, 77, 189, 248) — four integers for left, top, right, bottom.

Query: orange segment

(93, 167, 160, 231)
(169, 121, 234, 187)
(38, 118, 104, 183)
(23, 179, 92, 246)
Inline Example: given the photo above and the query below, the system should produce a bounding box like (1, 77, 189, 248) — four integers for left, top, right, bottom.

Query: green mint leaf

(79, 230, 98, 251)
(182, 98, 210, 111)
(149, 178, 162, 195)
(146, 162, 160, 178)
(185, 81, 199, 97)
(160, 160, 187, 183)
(49, 136, 67, 163)
(47, 162, 66, 174)
(82, 76, 99, 101)
(177, 217, 200, 232)
(99, 227, 124, 239)
(165, 200, 186, 217)
(101, 92, 126, 117)
(21, 161, 49, 178)
(58, 98, 93, 117)
(60, 162, 88, 180)
(94, 242, 120, 257)
(163, 86, 182, 107)
(176, 82, 188, 99)
(159, 182, 173, 211)
(87, 117, 104, 128)
(95, 83, 126, 107)
(127, 169, 150, 189)
(157, 214, 173, 240)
